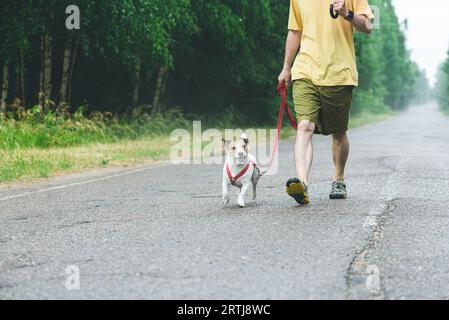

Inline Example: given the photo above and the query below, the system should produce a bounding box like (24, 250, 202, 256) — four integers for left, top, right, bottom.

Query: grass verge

(0, 137, 172, 184)
(349, 111, 393, 128)
(0, 110, 393, 185)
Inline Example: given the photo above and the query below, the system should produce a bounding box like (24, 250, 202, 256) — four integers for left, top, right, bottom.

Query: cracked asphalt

(1, 102, 449, 300)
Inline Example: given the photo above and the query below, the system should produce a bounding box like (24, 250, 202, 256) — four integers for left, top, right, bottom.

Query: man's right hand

(278, 68, 292, 88)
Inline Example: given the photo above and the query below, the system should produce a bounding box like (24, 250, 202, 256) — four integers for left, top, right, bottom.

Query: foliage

(0, 106, 189, 151)
(0, 0, 429, 126)
(435, 50, 449, 112)
(353, 0, 429, 115)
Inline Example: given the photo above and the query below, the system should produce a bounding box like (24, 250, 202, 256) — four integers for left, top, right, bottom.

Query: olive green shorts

(292, 79, 354, 136)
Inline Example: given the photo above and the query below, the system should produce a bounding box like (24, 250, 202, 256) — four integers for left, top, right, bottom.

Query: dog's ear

(240, 134, 249, 145)
(222, 138, 232, 149)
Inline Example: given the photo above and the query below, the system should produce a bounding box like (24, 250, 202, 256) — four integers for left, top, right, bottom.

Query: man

(278, 0, 374, 205)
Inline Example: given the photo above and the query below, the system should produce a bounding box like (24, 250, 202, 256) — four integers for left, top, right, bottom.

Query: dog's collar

(226, 161, 255, 183)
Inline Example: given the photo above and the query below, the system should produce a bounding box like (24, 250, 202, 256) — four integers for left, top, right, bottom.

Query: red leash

(226, 83, 297, 180)
(262, 82, 298, 175)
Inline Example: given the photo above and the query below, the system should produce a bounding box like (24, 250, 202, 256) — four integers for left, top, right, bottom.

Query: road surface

(1, 102, 449, 300)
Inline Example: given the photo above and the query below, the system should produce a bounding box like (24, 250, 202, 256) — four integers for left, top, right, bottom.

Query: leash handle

(330, 4, 340, 19)
(277, 82, 298, 130)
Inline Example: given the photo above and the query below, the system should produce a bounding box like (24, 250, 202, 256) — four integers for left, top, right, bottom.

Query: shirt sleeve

(288, 0, 303, 31)
(350, 0, 375, 20)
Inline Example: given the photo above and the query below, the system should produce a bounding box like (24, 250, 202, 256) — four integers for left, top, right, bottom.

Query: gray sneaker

(330, 181, 347, 200)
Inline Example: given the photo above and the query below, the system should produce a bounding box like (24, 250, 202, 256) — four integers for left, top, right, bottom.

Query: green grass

(0, 106, 188, 183)
(349, 111, 393, 128)
(0, 106, 190, 151)
(440, 108, 449, 117)
(0, 106, 393, 184)
(0, 155, 51, 181)
(0, 137, 174, 183)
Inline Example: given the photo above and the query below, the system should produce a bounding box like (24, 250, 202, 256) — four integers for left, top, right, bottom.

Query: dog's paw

(237, 200, 245, 208)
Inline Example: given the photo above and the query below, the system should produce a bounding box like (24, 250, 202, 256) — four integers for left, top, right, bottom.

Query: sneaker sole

(286, 181, 310, 205)
(329, 194, 347, 200)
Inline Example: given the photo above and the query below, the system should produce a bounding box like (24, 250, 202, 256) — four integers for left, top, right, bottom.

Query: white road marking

(0, 165, 169, 202)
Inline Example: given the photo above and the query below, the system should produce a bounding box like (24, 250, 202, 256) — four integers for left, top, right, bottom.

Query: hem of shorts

(297, 115, 317, 122)
(320, 127, 349, 136)
(294, 118, 349, 136)
(292, 76, 358, 87)
(296, 116, 322, 135)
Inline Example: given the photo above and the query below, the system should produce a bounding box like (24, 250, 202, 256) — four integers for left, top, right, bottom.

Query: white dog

(222, 134, 261, 208)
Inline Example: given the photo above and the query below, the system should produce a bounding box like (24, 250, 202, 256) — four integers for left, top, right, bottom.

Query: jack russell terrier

(222, 134, 261, 208)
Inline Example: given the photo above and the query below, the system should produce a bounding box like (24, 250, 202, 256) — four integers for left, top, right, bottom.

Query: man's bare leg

(286, 120, 315, 205)
(332, 131, 350, 182)
(295, 120, 315, 186)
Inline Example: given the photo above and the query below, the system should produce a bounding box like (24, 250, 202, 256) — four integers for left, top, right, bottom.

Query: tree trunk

(16, 64, 20, 101)
(39, 34, 45, 106)
(67, 35, 80, 105)
(43, 33, 53, 100)
(39, 32, 53, 110)
(18, 48, 26, 105)
(59, 33, 72, 106)
(1, 64, 9, 113)
(131, 56, 142, 106)
(151, 65, 167, 116)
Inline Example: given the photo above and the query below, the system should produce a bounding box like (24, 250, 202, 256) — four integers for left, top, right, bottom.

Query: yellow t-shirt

(288, 0, 374, 86)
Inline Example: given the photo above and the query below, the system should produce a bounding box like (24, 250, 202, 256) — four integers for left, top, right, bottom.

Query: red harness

(226, 161, 256, 183)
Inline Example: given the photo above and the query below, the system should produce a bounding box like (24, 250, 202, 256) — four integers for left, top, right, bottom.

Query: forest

(436, 50, 449, 113)
(0, 0, 428, 124)
(0, 0, 434, 181)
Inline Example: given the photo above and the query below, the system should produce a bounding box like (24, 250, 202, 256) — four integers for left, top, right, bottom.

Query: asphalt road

(1, 102, 449, 300)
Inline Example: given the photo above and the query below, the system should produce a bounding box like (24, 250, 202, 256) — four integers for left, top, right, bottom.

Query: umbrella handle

(330, 4, 340, 19)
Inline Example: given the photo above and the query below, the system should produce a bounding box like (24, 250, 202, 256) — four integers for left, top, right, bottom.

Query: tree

(0, 0, 427, 122)
(170, 0, 288, 124)
(353, 0, 423, 114)
(435, 49, 449, 111)
(0, 0, 36, 112)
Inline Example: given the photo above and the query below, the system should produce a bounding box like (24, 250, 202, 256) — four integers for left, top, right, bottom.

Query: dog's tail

(259, 167, 270, 177)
